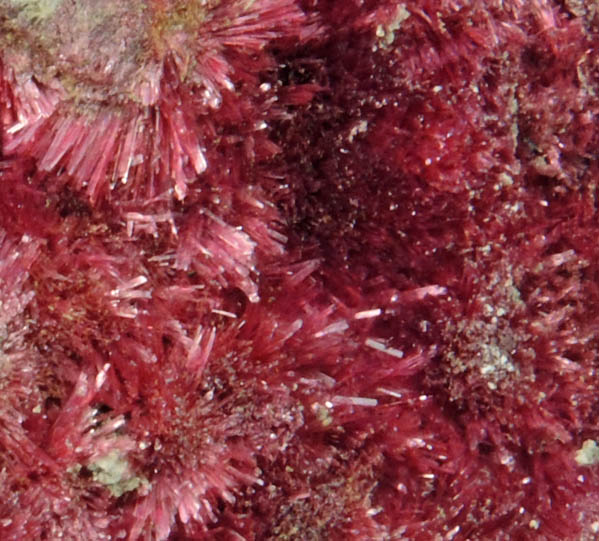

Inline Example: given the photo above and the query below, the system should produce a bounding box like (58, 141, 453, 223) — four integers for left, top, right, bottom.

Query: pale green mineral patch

(376, 4, 410, 48)
(576, 439, 599, 466)
(88, 450, 147, 498)
(9, 0, 61, 22)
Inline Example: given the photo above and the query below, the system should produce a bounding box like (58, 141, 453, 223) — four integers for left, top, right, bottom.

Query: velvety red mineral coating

(1, 0, 599, 540)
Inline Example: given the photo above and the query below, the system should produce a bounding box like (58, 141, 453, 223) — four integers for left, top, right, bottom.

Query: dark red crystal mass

(1, 0, 599, 539)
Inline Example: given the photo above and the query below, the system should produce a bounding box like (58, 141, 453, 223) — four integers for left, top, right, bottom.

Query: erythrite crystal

(0, 0, 309, 201)
(2, 0, 599, 540)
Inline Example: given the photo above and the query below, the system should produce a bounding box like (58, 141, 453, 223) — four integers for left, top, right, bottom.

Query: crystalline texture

(0, 0, 307, 203)
(2, 0, 599, 540)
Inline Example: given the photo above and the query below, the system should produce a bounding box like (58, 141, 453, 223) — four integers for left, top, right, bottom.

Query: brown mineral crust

(0, 0, 149, 103)
(0, 0, 236, 106)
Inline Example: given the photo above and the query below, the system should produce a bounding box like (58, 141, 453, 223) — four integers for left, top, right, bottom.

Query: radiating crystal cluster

(1, 0, 599, 540)
(0, 0, 306, 201)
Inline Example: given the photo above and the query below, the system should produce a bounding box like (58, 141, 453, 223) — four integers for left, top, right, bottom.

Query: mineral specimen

(0, 0, 599, 540)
